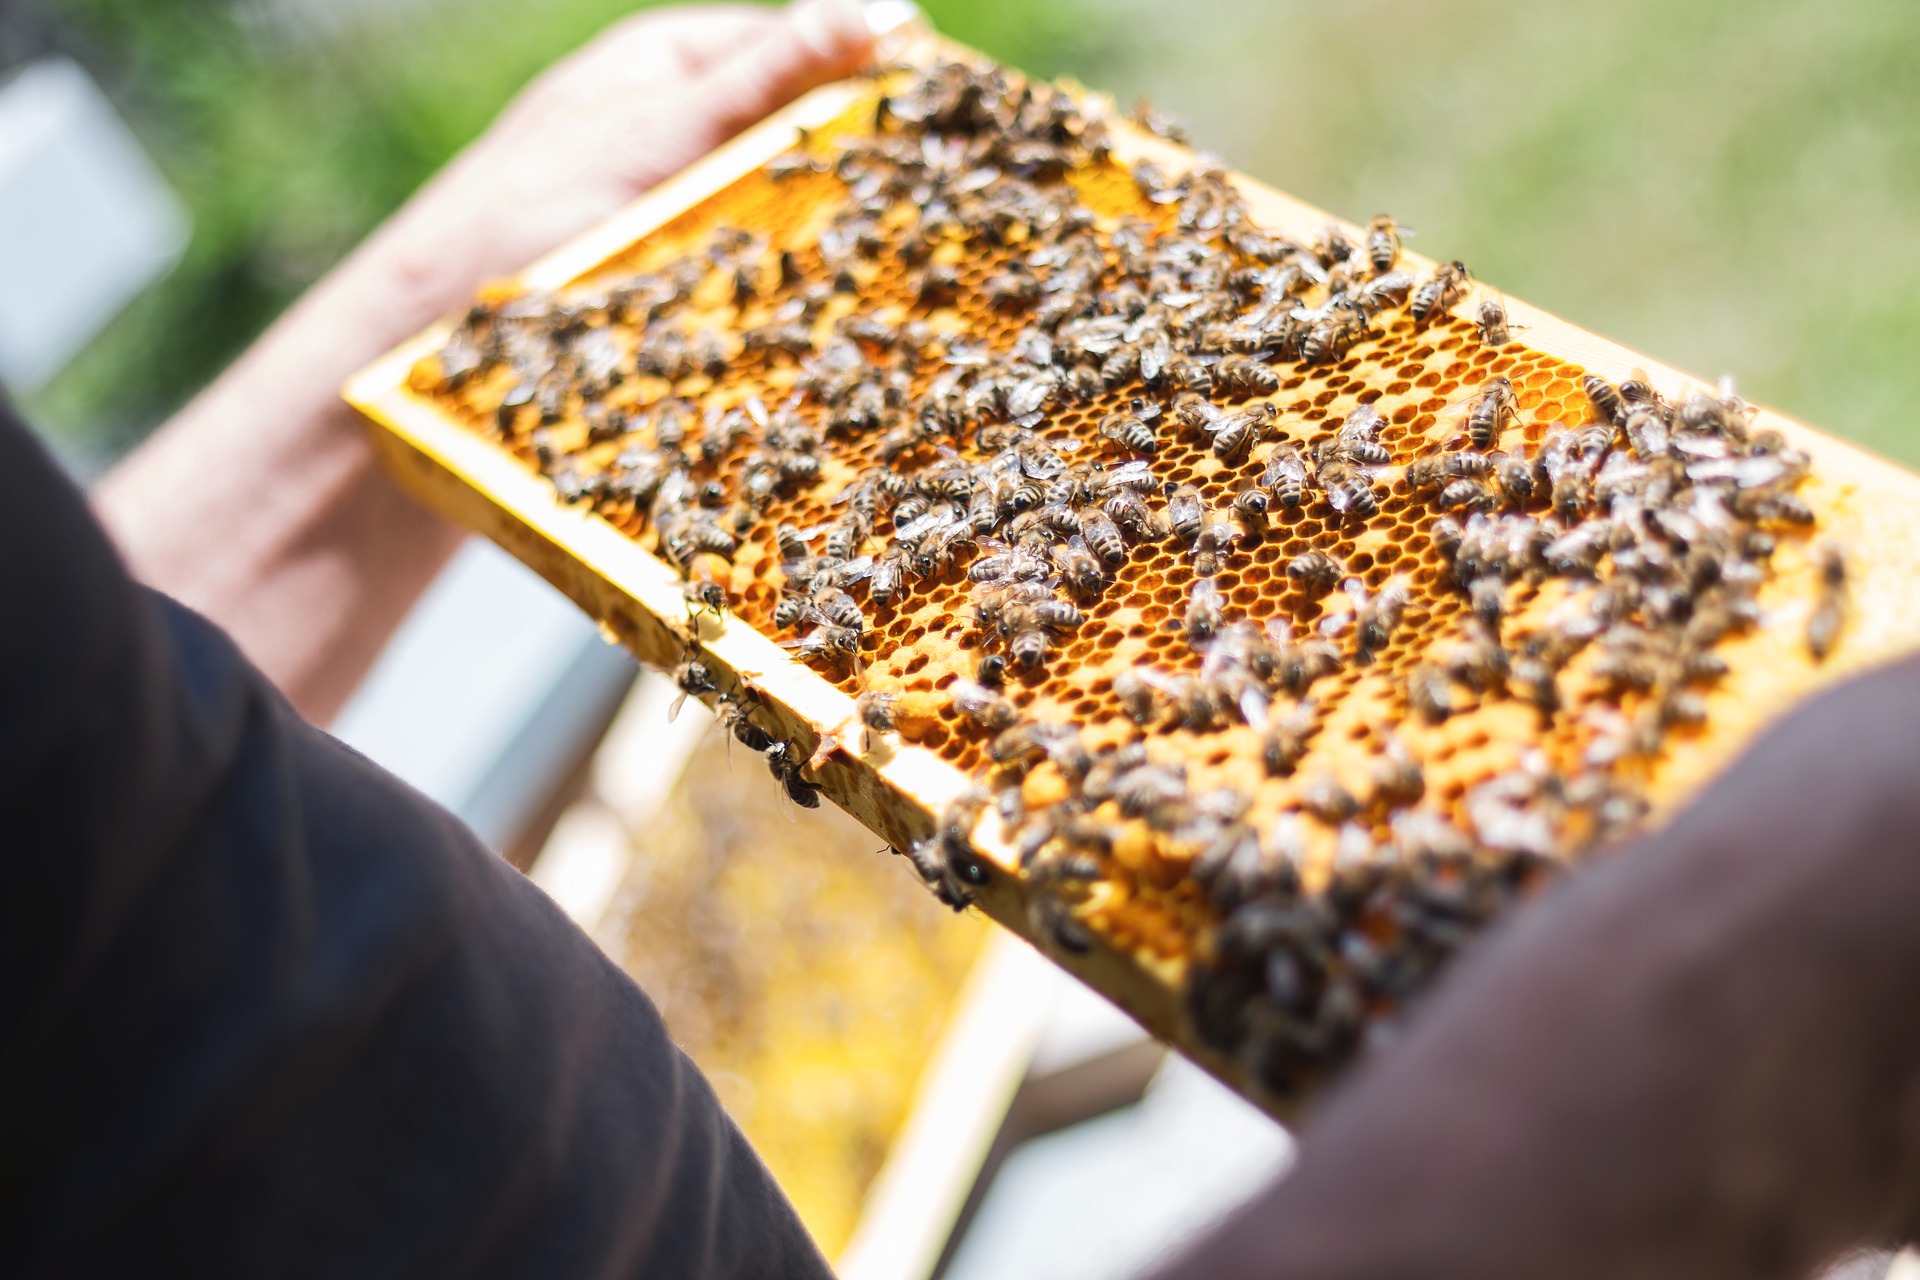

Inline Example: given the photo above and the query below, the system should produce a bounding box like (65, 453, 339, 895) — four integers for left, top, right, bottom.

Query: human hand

(363, 0, 879, 328)
(1149, 658, 1920, 1280)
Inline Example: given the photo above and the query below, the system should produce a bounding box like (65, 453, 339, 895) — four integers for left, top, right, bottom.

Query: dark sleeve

(0, 407, 830, 1280)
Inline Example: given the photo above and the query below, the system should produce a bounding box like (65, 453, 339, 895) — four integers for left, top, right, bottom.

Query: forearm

(1158, 658, 1920, 1280)
(92, 226, 465, 726)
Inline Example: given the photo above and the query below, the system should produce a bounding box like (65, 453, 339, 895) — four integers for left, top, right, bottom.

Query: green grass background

(30, 0, 1920, 468)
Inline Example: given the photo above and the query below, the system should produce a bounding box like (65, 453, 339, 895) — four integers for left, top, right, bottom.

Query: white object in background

(0, 58, 189, 394)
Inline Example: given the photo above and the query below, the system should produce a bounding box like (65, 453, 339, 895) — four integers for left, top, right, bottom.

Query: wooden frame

(346, 35, 1920, 1120)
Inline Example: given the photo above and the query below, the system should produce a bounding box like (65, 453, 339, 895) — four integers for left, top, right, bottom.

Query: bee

(764, 740, 822, 809)
(948, 678, 1018, 732)
(1492, 454, 1536, 504)
(783, 624, 864, 667)
(1369, 738, 1426, 807)
(1331, 403, 1390, 466)
(1104, 484, 1155, 540)
(1261, 443, 1308, 509)
(1209, 402, 1276, 464)
(1352, 575, 1410, 661)
(867, 547, 911, 608)
(680, 549, 732, 619)
(1113, 668, 1163, 725)
(1028, 896, 1095, 955)
(1465, 376, 1517, 450)
(1214, 355, 1280, 398)
(1364, 214, 1401, 274)
(1404, 451, 1449, 493)
(772, 591, 811, 629)
(810, 585, 867, 633)
(1186, 577, 1227, 646)
(1409, 260, 1471, 323)
(983, 267, 1041, 309)
(1582, 373, 1628, 427)
(1165, 483, 1207, 545)
(1438, 477, 1495, 513)
(1298, 774, 1359, 825)
(1231, 484, 1271, 535)
(1053, 536, 1107, 596)
(1508, 655, 1560, 716)
(1099, 408, 1160, 453)
(1316, 458, 1380, 518)
(1286, 550, 1343, 598)
(1300, 311, 1369, 364)
(716, 691, 775, 754)
(1468, 576, 1508, 629)
(1261, 700, 1317, 777)
(1407, 664, 1461, 723)
(1192, 517, 1238, 577)
(1077, 506, 1129, 567)
(1475, 297, 1511, 345)
(1807, 542, 1848, 661)
(669, 656, 717, 720)
(1167, 356, 1216, 398)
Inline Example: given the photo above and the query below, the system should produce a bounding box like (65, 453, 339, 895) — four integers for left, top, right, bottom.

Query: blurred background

(8, 2, 1918, 1276)
(11, 0, 1920, 469)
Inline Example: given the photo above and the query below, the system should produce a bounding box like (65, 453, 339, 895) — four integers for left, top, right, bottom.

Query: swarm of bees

(419, 59, 1844, 1100)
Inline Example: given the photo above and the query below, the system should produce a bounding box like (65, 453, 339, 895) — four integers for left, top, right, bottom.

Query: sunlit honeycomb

(406, 58, 1835, 1101)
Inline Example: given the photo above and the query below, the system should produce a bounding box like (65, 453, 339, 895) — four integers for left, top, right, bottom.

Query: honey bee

(1113, 668, 1163, 725)
(1099, 408, 1160, 453)
(1192, 517, 1238, 577)
(1364, 214, 1401, 274)
(1077, 506, 1129, 566)
(1465, 376, 1518, 450)
(809, 585, 867, 633)
(1186, 577, 1228, 646)
(1104, 484, 1155, 539)
(1582, 373, 1627, 427)
(1407, 664, 1461, 723)
(1369, 737, 1426, 807)
(1052, 537, 1107, 596)
(1316, 458, 1380, 519)
(1208, 402, 1276, 464)
(1299, 311, 1369, 364)
(1354, 270, 1414, 317)
(1475, 297, 1511, 345)
(764, 740, 822, 809)
(669, 655, 717, 720)
(948, 678, 1018, 732)
(1287, 550, 1343, 598)
(1166, 483, 1207, 545)
(1214, 355, 1280, 398)
(1352, 575, 1410, 662)
(716, 690, 776, 754)
(1806, 542, 1848, 661)
(1492, 454, 1536, 504)
(679, 547, 732, 618)
(1261, 443, 1308, 509)
(1298, 774, 1360, 825)
(1261, 700, 1318, 777)
(1409, 260, 1471, 323)
(1438, 477, 1495, 513)
(1330, 403, 1390, 466)
(1028, 895, 1095, 955)
(1231, 484, 1271, 535)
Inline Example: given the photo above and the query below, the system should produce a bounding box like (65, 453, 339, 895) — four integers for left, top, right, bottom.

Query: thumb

(675, 0, 878, 149)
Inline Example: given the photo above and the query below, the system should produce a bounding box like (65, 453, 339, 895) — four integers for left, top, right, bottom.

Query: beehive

(346, 36, 1920, 1117)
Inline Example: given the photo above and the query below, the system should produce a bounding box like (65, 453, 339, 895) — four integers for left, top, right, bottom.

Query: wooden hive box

(345, 34, 1920, 1119)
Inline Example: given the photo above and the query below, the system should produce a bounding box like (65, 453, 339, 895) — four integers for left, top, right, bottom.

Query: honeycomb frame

(346, 35, 1920, 1118)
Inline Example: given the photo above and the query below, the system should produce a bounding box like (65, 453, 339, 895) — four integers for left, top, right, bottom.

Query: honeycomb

(602, 728, 987, 1256)
(349, 42, 1920, 1115)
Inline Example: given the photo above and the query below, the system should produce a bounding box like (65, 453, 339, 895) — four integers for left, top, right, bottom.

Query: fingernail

(788, 0, 868, 60)
(863, 0, 923, 39)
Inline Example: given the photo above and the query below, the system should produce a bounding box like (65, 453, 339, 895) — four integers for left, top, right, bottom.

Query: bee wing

(835, 555, 876, 584)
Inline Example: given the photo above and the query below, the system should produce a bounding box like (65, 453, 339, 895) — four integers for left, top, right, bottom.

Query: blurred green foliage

(29, 0, 1920, 467)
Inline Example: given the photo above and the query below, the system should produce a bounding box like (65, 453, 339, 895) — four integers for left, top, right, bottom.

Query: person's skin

(1150, 654, 1920, 1280)
(92, 0, 878, 725)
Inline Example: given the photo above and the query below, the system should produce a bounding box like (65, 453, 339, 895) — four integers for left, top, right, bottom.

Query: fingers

(675, 0, 877, 148)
